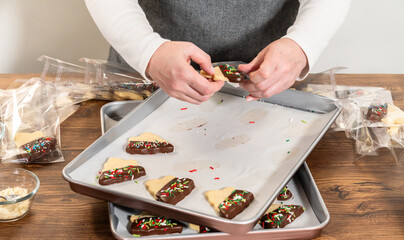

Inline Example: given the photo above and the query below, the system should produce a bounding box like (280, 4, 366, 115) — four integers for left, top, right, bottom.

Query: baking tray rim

(62, 88, 338, 234)
(102, 101, 330, 239)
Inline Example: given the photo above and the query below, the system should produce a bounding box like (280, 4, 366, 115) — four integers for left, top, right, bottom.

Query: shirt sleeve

(283, 0, 351, 79)
(85, 0, 168, 81)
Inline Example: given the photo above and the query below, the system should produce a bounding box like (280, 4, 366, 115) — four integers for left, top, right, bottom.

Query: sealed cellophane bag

(79, 57, 158, 100)
(37, 55, 158, 101)
(0, 78, 69, 163)
(292, 68, 404, 163)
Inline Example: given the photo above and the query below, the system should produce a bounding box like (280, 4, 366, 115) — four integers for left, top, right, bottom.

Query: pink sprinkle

(181, 107, 188, 110)
(189, 169, 197, 172)
(210, 166, 214, 170)
(214, 177, 220, 180)
(249, 121, 255, 124)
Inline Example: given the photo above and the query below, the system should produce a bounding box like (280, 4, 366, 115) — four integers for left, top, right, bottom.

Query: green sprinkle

(301, 120, 307, 123)
(286, 139, 290, 142)
(287, 151, 290, 154)
(135, 181, 138, 183)
(132, 234, 140, 237)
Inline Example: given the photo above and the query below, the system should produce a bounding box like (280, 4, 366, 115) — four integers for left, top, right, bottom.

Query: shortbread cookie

(189, 224, 217, 233)
(130, 212, 182, 236)
(126, 132, 174, 155)
(277, 186, 292, 201)
(145, 176, 195, 205)
(17, 137, 57, 163)
(14, 131, 44, 147)
(205, 187, 254, 219)
(98, 157, 146, 186)
(382, 104, 404, 136)
(200, 64, 245, 83)
(259, 204, 304, 229)
(114, 90, 144, 100)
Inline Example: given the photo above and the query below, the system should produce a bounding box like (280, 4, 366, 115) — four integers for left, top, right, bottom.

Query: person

(85, 0, 351, 104)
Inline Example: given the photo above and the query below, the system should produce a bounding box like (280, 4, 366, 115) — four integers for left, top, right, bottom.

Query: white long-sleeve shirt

(85, 0, 351, 80)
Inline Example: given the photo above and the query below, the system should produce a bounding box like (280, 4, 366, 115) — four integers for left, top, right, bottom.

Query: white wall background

(0, 0, 109, 73)
(0, 0, 403, 74)
(312, 0, 404, 73)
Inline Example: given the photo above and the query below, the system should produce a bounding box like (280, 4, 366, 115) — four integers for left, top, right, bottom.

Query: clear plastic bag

(80, 57, 159, 100)
(295, 68, 404, 163)
(38, 55, 159, 101)
(0, 78, 65, 164)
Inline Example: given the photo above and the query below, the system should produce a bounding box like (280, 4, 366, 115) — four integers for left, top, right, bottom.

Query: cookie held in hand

(126, 132, 174, 155)
(200, 64, 245, 83)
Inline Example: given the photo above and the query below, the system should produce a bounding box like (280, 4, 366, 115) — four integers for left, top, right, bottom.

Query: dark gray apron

(108, 0, 299, 70)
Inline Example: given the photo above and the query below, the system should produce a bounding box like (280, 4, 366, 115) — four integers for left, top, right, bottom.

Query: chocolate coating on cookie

(219, 64, 244, 83)
(277, 186, 292, 201)
(130, 217, 182, 236)
(18, 137, 57, 163)
(366, 104, 387, 121)
(199, 226, 217, 233)
(126, 140, 174, 154)
(155, 178, 195, 205)
(259, 205, 304, 229)
(99, 165, 146, 185)
(219, 189, 254, 219)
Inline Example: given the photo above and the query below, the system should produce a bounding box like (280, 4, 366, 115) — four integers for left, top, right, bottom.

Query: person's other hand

(238, 38, 308, 101)
(146, 41, 224, 104)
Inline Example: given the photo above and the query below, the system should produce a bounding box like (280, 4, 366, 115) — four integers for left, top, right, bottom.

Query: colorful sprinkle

(180, 107, 188, 110)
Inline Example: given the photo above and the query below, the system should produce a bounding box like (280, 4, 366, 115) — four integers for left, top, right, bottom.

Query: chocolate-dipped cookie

(155, 178, 195, 205)
(366, 104, 387, 121)
(130, 216, 182, 236)
(218, 190, 254, 219)
(126, 132, 174, 155)
(98, 158, 146, 185)
(189, 223, 218, 233)
(200, 64, 245, 83)
(218, 64, 244, 83)
(18, 137, 57, 163)
(259, 205, 304, 229)
(205, 187, 254, 219)
(99, 165, 145, 185)
(277, 186, 292, 201)
(146, 176, 195, 205)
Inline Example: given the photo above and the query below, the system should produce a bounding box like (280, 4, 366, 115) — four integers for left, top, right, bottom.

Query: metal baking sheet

(101, 103, 329, 239)
(63, 84, 339, 234)
(108, 165, 328, 240)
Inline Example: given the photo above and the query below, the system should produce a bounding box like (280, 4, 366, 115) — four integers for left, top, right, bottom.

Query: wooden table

(1, 74, 403, 239)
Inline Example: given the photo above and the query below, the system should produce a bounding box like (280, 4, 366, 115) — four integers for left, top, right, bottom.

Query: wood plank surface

(0, 73, 403, 239)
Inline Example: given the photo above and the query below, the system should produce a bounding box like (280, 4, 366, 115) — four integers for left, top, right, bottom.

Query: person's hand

(238, 38, 308, 101)
(146, 41, 224, 104)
